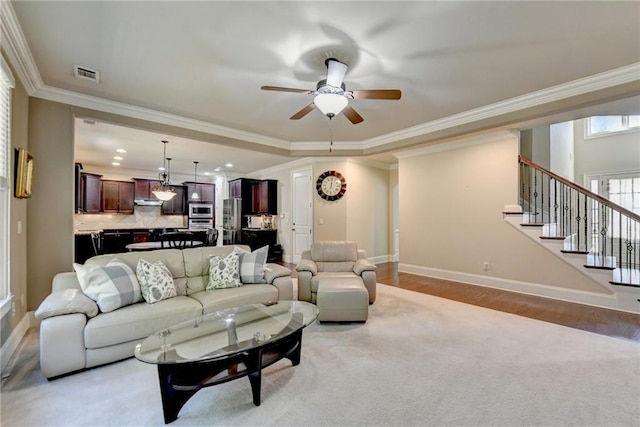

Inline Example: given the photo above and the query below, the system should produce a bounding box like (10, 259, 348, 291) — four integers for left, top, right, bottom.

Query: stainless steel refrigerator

(222, 198, 242, 245)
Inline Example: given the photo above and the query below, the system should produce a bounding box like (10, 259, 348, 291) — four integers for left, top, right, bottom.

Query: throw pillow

(237, 245, 268, 284)
(136, 259, 177, 304)
(207, 250, 241, 290)
(74, 258, 142, 313)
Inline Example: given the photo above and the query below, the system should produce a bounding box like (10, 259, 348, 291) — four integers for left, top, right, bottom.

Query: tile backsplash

(75, 206, 186, 232)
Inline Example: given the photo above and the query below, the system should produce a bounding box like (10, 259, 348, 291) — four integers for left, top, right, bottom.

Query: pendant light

(191, 161, 200, 200)
(152, 140, 177, 201)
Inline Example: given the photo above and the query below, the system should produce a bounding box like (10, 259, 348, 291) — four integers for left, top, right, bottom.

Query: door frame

(290, 166, 313, 264)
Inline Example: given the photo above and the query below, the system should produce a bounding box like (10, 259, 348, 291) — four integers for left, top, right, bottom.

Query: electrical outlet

(482, 261, 490, 272)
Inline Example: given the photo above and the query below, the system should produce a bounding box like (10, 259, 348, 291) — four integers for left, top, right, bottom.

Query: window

(0, 56, 14, 307)
(588, 172, 640, 239)
(586, 115, 640, 137)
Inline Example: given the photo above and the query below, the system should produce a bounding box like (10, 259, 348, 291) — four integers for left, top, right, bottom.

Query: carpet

(1, 284, 639, 427)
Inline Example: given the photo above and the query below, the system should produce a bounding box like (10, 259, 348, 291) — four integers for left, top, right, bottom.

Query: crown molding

(364, 62, 640, 150)
(289, 140, 363, 151)
(393, 129, 516, 159)
(0, 0, 40, 93)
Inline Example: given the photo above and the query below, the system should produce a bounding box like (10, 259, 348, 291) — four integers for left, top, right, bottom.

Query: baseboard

(397, 263, 628, 312)
(0, 312, 31, 376)
(370, 254, 393, 264)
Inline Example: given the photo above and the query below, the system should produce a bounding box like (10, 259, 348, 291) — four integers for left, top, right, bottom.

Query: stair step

(540, 236, 566, 240)
(584, 264, 616, 271)
(521, 223, 544, 227)
(560, 249, 589, 254)
(610, 268, 640, 287)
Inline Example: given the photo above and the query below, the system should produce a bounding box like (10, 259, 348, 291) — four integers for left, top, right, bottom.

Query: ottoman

(316, 277, 369, 322)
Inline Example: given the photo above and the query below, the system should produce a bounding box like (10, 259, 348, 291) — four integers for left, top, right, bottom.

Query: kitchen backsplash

(75, 206, 186, 232)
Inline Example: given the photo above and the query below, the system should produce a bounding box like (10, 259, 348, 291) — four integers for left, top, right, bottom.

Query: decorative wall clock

(316, 170, 347, 201)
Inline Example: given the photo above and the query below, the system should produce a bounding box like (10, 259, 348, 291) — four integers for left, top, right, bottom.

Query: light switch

(17, 220, 22, 234)
(319, 218, 324, 225)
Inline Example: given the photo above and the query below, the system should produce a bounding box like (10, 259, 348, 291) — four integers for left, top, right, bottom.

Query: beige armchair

(296, 241, 376, 304)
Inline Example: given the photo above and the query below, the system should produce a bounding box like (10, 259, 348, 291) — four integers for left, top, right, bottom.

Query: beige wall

(27, 98, 74, 310)
(8, 56, 29, 328)
(345, 161, 390, 259)
(399, 131, 606, 294)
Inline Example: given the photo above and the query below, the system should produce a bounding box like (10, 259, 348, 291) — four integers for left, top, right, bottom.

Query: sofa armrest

(35, 289, 99, 320)
(296, 259, 318, 275)
(264, 263, 292, 285)
(353, 258, 376, 275)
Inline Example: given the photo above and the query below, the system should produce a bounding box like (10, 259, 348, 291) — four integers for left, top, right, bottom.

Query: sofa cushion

(84, 296, 202, 349)
(238, 245, 268, 284)
(35, 289, 99, 320)
(74, 259, 142, 313)
(207, 250, 241, 289)
(87, 250, 187, 295)
(310, 241, 358, 262)
(310, 272, 360, 294)
(136, 259, 177, 304)
(189, 285, 278, 315)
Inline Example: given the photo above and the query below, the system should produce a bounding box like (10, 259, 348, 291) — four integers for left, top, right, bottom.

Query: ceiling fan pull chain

(329, 121, 333, 153)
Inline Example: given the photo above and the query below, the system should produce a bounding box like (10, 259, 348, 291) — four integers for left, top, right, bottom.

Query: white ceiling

(6, 1, 640, 175)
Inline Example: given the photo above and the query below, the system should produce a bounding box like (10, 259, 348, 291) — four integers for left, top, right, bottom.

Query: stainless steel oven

(188, 203, 213, 219)
(188, 218, 213, 230)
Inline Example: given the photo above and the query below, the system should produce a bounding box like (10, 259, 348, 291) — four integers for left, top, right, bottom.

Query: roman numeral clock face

(316, 170, 347, 201)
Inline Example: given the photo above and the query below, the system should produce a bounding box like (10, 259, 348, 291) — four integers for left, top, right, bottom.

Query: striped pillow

(238, 245, 269, 284)
(74, 258, 142, 312)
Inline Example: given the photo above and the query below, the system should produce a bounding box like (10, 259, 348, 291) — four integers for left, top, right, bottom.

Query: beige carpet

(1, 283, 639, 426)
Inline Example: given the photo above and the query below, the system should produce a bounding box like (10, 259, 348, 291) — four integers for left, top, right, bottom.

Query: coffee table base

(156, 328, 303, 424)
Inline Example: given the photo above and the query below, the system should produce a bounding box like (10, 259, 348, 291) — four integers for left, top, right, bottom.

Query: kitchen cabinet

(78, 172, 102, 214)
(161, 185, 186, 215)
(184, 182, 215, 204)
(252, 179, 277, 214)
(101, 180, 134, 214)
(229, 179, 241, 198)
(133, 178, 162, 201)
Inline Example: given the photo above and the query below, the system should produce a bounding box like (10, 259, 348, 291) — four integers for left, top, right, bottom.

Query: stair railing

(518, 156, 639, 272)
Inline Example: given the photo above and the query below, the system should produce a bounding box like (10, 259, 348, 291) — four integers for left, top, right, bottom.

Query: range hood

(134, 199, 163, 206)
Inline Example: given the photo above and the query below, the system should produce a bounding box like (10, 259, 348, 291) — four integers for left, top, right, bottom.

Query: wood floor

(283, 261, 640, 342)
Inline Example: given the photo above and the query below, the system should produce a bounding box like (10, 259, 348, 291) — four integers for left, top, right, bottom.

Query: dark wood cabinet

(252, 179, 277, 214)
(229, 179, 241, 198)
(101, 180, 134, 214)
(79, 172, 102, 214)
(133, 178, 162, 201)
(184, 182, 215, 204)
(161, 185, 186, 215)
(241, 229, 280, 262)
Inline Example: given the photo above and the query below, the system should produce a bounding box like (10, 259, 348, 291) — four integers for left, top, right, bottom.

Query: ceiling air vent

(73, 65, 100, 83)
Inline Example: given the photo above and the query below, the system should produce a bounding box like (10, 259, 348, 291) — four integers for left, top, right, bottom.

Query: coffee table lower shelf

(156, 328, 303, 424)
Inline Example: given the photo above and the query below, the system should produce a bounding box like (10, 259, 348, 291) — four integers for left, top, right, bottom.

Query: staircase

(504, 156, 640, 313)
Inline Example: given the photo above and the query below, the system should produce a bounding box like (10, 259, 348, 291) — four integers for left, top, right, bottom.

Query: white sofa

(36, 245, 293, 379)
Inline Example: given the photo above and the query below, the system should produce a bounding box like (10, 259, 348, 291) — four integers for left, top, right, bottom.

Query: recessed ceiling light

(112, 162, 120, 166)
(204, 172, 211, 176)
(225, 163, 233, 168)
(116, 148, 127, 153)
(113, 156, 123, 160)
(214, 167, 221, 172)
(158, 167, 165, 171)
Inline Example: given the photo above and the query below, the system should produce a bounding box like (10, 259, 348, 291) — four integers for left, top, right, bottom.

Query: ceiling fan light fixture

(325, 58, 348, 87)
(191, 161, 200, 200)
(314, 93, 348, 118)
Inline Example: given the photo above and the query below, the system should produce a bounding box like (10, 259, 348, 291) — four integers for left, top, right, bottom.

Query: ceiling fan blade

(261, 85, 312, 94)
(325, 58, 348, 87)
(290, 103, 316, 120)
(349, 89, 402, 100)
(342, 105, 364, 124)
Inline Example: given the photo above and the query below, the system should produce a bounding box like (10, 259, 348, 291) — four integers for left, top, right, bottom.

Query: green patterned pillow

(136, 259, 177, 304)
(207, 250, 241, 289)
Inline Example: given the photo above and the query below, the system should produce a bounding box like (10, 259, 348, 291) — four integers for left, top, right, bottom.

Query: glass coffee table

(135, 301, 318, 424)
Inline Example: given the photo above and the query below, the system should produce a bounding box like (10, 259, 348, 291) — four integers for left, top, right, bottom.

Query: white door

(291, 167, 313, 264)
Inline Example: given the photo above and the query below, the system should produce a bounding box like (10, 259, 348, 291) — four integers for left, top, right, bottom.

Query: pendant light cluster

(152, 140, 177, 201)
(191, 161, 200, 200)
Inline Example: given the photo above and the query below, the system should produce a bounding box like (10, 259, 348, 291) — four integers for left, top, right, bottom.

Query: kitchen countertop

(242, 227, 277, 231)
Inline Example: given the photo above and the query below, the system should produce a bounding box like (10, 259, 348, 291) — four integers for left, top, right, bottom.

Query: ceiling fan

(261, 58, 401, 124)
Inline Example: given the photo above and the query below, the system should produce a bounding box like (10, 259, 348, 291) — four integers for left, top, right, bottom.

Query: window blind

(0, 56, 14, 189)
